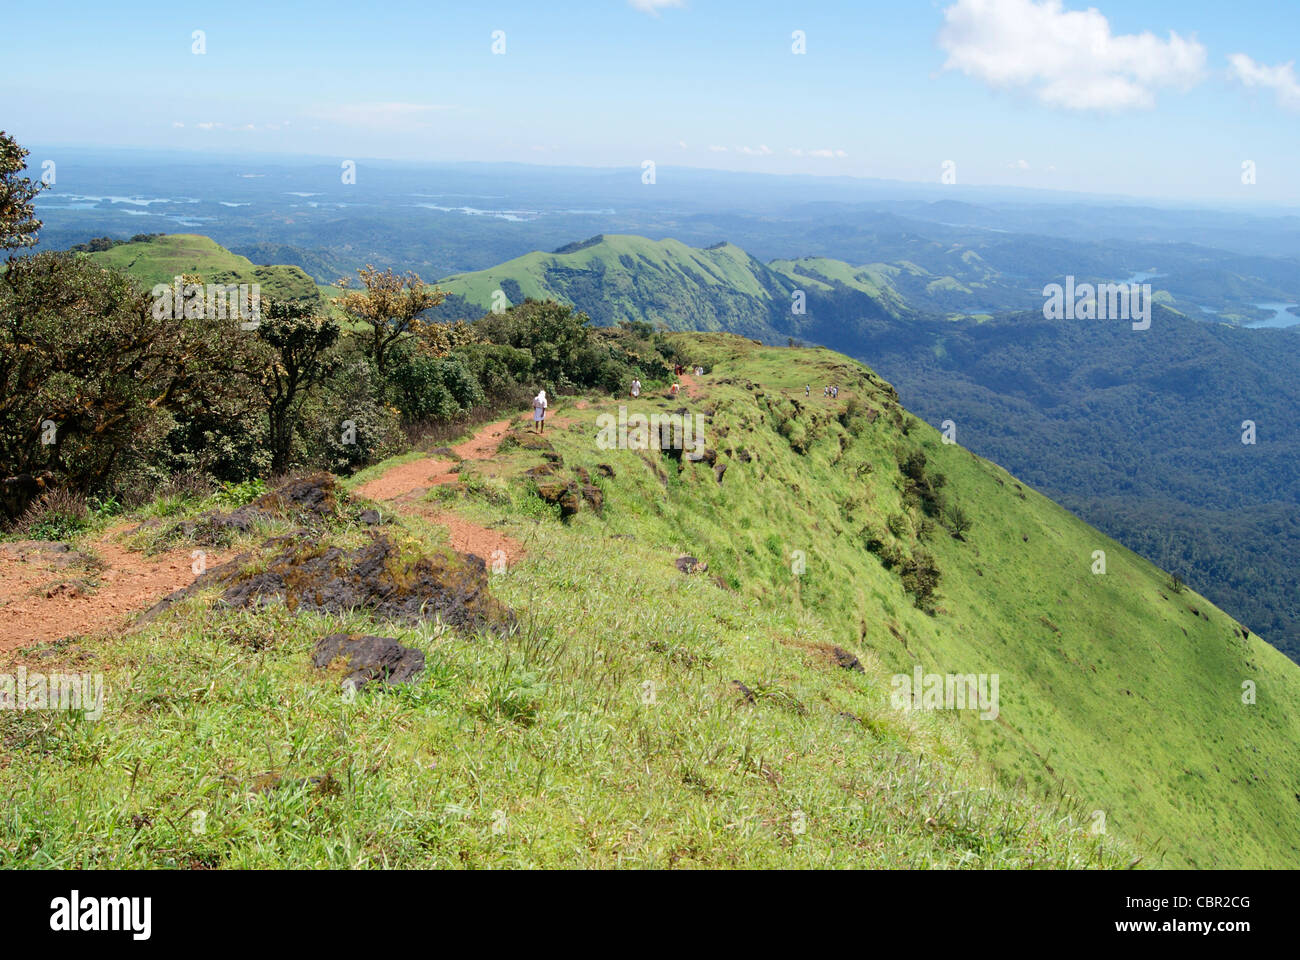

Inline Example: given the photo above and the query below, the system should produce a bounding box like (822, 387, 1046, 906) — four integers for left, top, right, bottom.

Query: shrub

(388, 347, 485, 423)
(945, 502, 973, 540)
(900, 549, 942, 609)
(300, 355, 406, 475)
(9, 487, 90, 540)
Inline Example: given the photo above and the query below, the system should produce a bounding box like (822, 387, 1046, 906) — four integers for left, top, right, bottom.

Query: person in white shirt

(631, 378, 641, 398)
(533, 389, 548, 433)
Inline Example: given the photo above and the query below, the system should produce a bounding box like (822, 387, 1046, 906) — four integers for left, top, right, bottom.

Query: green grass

(3, 334, 1296, 868)
(86, 234, 321, 306)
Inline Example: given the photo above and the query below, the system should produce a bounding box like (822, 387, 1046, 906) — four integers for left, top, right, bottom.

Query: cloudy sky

(4, 0, 1298, 203)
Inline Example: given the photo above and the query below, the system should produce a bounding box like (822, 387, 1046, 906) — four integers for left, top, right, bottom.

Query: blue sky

(4, 0, 1299, 204)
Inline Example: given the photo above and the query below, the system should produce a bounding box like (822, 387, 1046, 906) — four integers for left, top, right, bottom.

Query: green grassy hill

(436, 233, 913, 337)
(86, 234, 322, 305)
(5, 334, 1297, 868)
(435, 234, 1018, 328)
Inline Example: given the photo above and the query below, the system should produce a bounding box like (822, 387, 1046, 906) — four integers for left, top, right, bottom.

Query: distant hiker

(631, 378, 641, 398)
(805, 384, 810, 396)
(694, 365, 703, 376)
(670, 382, 680, 396)
(533, 389, 548, 433)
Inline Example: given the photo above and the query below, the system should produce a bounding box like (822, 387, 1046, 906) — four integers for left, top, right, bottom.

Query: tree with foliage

(333, 265, 443, 376)
(416, 316, 479, 358)
(242, 299, 341, 474)
(474, 299, 597, 388)
(0, 131, 44, 251)
(0, 252, 231, 515)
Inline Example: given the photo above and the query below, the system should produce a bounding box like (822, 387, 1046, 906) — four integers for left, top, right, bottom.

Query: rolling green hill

(85, 234, 322, 306)
(435, 233, 915, 338)
(5, 334, 1297, 868)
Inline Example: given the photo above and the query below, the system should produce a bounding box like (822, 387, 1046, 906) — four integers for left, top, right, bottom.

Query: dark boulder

(312, 633, 425, 689)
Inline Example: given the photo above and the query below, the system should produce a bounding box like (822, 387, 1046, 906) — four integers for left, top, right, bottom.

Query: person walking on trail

(533, 389, 548, 433)
(631, 378, 641, 398)
(805, 384, 810, 397)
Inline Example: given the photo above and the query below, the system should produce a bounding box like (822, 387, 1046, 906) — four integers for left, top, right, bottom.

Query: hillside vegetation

(5, 334, 1298, 868)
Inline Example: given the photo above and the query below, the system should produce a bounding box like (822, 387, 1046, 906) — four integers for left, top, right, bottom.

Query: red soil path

(355, 416, 529, 567)
(0, 532, 224, 657)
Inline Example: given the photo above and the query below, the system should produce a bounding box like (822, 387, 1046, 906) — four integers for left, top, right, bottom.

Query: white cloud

(805, 148, 848, 159)
(938, 0, 1206, 110)
(739, 144, 773, 155)
(678, 140, 688, 149)
(1009, 158, 1030, 169)
(629, 0, 684, 14)
(708, 145, 728, 152)
(1228, 54, 1300, 110)
(196, 121, 222, 130)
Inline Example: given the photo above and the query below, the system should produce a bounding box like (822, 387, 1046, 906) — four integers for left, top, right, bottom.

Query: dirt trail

(354, 417, 518, 502)
(394, 499, 526, 567)
(0, 416, 535, 656)
(0, 532, 224, 657)
(355, 415, 528, 566)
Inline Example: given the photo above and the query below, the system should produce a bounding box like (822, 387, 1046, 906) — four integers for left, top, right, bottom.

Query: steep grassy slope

(86, 234, 321, 305)
(860, 308, 1300, 663)
(768, 254, 996, 317)
(3, 335, 1296, 868)
(567, 335, 1300, 868)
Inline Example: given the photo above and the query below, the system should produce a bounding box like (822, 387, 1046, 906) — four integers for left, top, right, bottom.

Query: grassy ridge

(623, 335, 1300, 867)
(3, 334, 1296, 868)
(436, 233, 908, 337)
